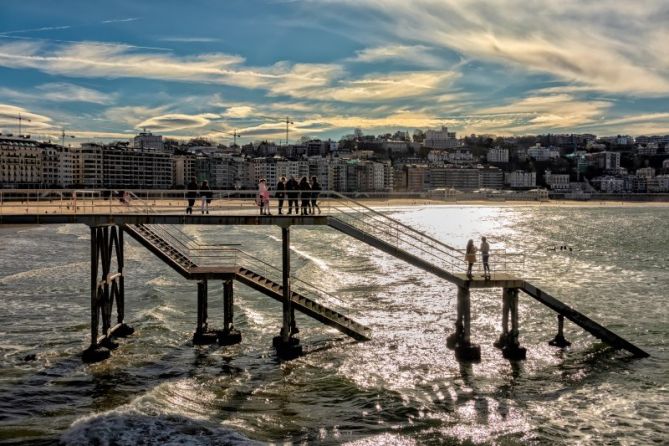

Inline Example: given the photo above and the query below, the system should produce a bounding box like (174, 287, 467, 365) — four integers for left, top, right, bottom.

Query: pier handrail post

(280, 226, 292, 342)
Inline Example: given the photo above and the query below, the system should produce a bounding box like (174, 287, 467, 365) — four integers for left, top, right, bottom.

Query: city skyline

(1, 0, 668, 144)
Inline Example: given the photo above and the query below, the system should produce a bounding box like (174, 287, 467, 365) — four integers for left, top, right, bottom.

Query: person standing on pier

(186, 177, 198, 215)
(200, 180, 212, 214)
(310, 176, 321, 215)
(276, 176, 286, 214)
(257, 179, 271, 215)
(465, 239, 477, 279)
(299, 176, 311, 215)
(286, 175, 299, 214)
(480, 236, 490, 280)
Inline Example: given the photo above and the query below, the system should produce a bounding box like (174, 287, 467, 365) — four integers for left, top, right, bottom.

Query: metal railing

(0, 188, 524, 275)
(136, 223, 353, 316)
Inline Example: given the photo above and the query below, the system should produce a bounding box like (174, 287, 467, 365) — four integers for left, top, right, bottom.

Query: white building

(648, 175, 669, 192)
(594, 151, 621, 171)
(636, 167, 655, 178)
(487, 147, 509, 163)
(133, 131, 164, 151)
(424, 126, 460, 149)
(505, 171, 536, 188)
(0, 136, 43, 187)
(527, 144, 560, 161)
(599, 176, 625, 193)
(544, 170, 570, 191)
(637, 144, 658, 156)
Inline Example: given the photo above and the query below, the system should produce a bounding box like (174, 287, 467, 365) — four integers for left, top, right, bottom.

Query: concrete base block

(502, 345, 527, 360)
(272, 336, 303, 360)
(113, 323, 135, 338)
(99, 337, 120, 350)
(82, 346, 111, 363)
(446, 332, 459, 349)
(218, 329, 242, 346)
(493, 333, 508, 349)
(549, 335, 571, 348)
(193, 331, 219, 345)
(455, 343, 481, 362)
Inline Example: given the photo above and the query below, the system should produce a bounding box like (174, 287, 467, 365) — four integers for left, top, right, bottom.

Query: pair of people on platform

(465, 236, 490, 280)
(185, 177, 213, 215)
(274, 176, 321, 215)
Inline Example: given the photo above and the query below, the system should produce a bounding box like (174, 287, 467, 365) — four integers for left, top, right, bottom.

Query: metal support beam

(273, 226, 302, 359)
(447, 285, 480, 362)
(219, 279, 241, 345)
(501, 288, 526, 360)
(83, 225, 133, 363)
(193, 279, 217, 344)
(549, 314, 571, 348)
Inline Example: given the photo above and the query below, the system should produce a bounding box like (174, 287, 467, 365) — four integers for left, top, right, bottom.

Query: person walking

(257, 179, 271, 215)
(310, 176, 321, 215)
(480, 236, 490, 279)
(465, 239, 477, 279)
(186, 177, 198, 215)
(286, 175, 299, 214)
(200, 180, 212, 214)
(299, 176, 311, 215)
(276, 176, 286, 214)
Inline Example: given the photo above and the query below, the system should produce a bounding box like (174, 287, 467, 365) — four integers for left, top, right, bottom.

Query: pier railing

(0, 188, 524, 275)
(139, 223, 354, 315)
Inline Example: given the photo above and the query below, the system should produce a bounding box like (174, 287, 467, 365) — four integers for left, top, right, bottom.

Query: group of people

(185, 177, 212, 215)
(465, 236, 491, 280)
(261, 176, 321, 216)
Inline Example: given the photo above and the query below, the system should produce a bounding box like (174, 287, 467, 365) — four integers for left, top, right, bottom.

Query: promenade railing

(0, 188, 524, 276)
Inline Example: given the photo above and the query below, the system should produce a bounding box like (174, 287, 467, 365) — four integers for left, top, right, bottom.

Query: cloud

(102, 105, 171, 127)
(158, 37, 221, 43)
(348, 44, 443, 67)
(320, 0, 669, 95)
(221, 105, 256, 118)
(33, 83, 114, 104)
(136, 113, 220, 131)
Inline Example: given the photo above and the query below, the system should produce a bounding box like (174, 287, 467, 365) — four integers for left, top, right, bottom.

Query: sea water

(0, 205, 667, 445)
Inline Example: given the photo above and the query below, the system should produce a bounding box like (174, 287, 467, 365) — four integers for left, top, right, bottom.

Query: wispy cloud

(0, 103, 55, 132)
(158, 37, 221, 43)
(348, 44, 443, 67)
(321, 0, 669, 95)
(0, 82, 114, 104)
(137, 113, 220, 132)
(101, 18, 139, 24)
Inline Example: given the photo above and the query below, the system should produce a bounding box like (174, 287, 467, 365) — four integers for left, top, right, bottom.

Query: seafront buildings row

(1, 127, 669, 195)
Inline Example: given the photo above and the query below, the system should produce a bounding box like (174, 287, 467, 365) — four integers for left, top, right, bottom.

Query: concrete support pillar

(549, 314, 571, 348)
(193, 279, 217, 344)
(494, 288, 512, 348)
(447, 285, 480, 362)
(273, 226, 302, 359)
(218, 279, 241, 345)
(501, 288, 526, 360)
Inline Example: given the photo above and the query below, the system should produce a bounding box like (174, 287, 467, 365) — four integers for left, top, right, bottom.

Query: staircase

(324, 193, 649, 357)
(123, 223, 371, 341)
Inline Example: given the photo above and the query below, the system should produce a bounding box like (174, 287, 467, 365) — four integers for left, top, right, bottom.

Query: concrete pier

(193, 280, 218, 344)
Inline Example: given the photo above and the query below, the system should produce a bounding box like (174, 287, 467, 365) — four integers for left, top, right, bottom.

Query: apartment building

(0, 136, 43, 187)
(102, 145, 172, 188)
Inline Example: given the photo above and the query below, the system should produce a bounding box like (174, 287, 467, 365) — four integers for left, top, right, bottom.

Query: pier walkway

(0, 189, 649, 361)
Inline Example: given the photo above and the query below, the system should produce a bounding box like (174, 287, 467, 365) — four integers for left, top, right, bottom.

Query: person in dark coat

(200, 180, 212, 214)
(310, 176, 321, 215)
(299, 176, 311, 215)
(276, 176, 286, 215)
(286, 175, 299, 214)
(186, 177, 198, 215)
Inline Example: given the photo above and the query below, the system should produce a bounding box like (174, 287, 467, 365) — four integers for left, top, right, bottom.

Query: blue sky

(0, 0, 668, 144)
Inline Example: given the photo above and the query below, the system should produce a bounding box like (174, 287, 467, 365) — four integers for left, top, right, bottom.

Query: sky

(0, 0, 668, 145)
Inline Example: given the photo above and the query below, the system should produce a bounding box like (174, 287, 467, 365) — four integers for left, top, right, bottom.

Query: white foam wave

(146, 276, 181, 287)
(0, 261, 88, 284)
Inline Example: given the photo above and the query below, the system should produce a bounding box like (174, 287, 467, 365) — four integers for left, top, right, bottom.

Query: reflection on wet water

(0, 206, 667, 445)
